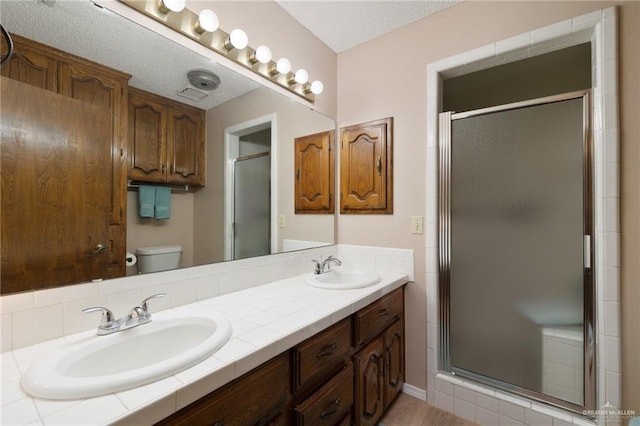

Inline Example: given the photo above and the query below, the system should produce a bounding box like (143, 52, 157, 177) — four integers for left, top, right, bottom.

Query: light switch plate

(278, 214, 286, 228)
(411, 216, 423, 234)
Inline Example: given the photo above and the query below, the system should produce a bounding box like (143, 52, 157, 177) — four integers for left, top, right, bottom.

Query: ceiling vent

(187, 69, 220, 91)
(177, 86, 209, 102)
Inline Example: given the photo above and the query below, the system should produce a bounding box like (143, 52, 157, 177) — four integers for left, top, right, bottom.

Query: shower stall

(438, 90, 595, 412)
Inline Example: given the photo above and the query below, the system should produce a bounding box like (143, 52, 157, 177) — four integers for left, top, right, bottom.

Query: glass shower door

(233, 152, 270, 260)
(439, 91, 594, 410)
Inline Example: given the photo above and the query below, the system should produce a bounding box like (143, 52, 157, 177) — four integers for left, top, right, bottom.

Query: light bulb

(310, 80, 324, 95)
(226, 29, 248, 50)
(276, 58, 291, 74)
(195, 9, 219, 34)
(254, 45, 272, 64)
(294, 69, 309, 84)
(157, 0, 185, 14)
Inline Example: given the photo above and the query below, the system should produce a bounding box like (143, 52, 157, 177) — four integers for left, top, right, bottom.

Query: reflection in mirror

(0, 0, 335, 295)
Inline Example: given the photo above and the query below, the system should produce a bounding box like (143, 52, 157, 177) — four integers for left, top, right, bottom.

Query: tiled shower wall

(0, 244, 414, 352)
(425, 7, 620, 426)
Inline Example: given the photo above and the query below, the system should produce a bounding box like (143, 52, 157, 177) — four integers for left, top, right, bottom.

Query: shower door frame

(438, 90, 596, 413)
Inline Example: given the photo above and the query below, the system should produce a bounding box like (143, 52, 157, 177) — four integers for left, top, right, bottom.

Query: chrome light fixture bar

(122, 0, 322, 103)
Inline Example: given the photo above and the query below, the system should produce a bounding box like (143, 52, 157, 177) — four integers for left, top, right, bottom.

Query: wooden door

(59, 61, 128, 277)
(1, 78, 113, 292)
(0, 34, 57, 92)
(340, 117, 393, 214)
(128, 88, 167, 183)
(166, 104, 205, 186)
(294, 130, 334, 214)
(383, 320, 405, 408)
(354, 337, 384, 426)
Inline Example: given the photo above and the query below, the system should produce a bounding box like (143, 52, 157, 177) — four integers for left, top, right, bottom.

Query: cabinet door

(294, 130, 334, 213)
(128, 88, 167, 182)
(1, 35, 57, 92)
(157, 353, 290, 426)
(340, 117, 393, 214)
(58, 60, 128, 278)
(383, 320, 405, 407)
(58, 61, 128, 225)
(166, 104, 205, 186)
(354, 337, 385, 426)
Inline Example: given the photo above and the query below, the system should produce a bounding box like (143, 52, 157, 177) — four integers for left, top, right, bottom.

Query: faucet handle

(140, 293, 166, 314)
(82, 306, 117, 332)
(311, 259, 321, 275)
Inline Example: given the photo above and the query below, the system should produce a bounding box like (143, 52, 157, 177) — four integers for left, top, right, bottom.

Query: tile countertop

(1, 271, 409, 426)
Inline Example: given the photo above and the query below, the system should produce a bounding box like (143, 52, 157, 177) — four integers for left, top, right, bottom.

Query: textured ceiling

(0, 0, 462, 107)
(0, 0, 260, 110)
(276, 0, 461, 53)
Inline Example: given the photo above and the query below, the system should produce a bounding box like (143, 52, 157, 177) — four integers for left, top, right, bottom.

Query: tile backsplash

(0, 244, 414, 352)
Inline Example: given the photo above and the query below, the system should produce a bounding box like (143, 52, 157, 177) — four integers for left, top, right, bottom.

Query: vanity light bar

(122, 0, 320, 103)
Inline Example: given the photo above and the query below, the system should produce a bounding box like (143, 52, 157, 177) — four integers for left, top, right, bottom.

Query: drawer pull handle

(213, 421, 224, 426)
(320, 398, 341, 420)
(379, 307, 391, 316)
(317, 343, 338, 359)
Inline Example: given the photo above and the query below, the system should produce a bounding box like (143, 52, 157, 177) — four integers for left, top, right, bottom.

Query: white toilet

(136, 245, 182, 274)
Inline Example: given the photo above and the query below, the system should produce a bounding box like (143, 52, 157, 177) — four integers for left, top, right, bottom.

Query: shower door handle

(584, 235, 591, 268)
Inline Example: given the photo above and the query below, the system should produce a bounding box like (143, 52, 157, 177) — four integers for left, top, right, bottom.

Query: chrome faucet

(83, 293, 165, 336)
(311, 255, 342, 275)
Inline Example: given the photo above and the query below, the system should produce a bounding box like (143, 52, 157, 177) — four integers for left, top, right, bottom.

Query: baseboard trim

(402, 383, 427, 401)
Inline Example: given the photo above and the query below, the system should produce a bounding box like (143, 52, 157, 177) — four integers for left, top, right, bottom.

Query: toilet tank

(136, 245, 182, 274)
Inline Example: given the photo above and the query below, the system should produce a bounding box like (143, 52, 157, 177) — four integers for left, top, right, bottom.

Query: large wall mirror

(0, 0, 335, 295)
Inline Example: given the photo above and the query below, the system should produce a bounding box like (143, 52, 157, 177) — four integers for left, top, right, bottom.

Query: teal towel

(138, 185, 155, 218)
(154, 186, 171, 219)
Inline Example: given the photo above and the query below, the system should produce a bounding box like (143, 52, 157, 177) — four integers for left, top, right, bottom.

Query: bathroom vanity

(156, 286, 405, 425)
(1, 265, 409, 425)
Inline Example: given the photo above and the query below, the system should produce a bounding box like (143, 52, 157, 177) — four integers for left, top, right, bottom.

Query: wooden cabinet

(354, 337, 385, 426)
(58, 60, 129, 227)
(353, 287, 405, 426)
(154, 286, 405, 426)
(167, 103, 205, 185)
(383, 319, 404, 405)
(0, 35, 57, 92)
(340, 117, 393, 214)
(294, 130, 335, 214)
(1, 34, 130, 291)
(157, 353, 290, 426)
(128, 88, 166, 182)
(128, 87, 205, 186)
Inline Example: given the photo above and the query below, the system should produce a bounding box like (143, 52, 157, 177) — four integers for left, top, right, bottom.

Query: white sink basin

(22, 314, 232, 400)
(305, 267, 381, 290)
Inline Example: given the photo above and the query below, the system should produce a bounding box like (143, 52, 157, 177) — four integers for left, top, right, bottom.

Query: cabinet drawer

(354, 287, 403, 347)
(156, 353, 289, 426)
(294, 363, 354, 426)
(293, 317, 352, 390)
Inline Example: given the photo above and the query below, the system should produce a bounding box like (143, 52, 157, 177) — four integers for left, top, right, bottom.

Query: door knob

(90, 243, 106, 255)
